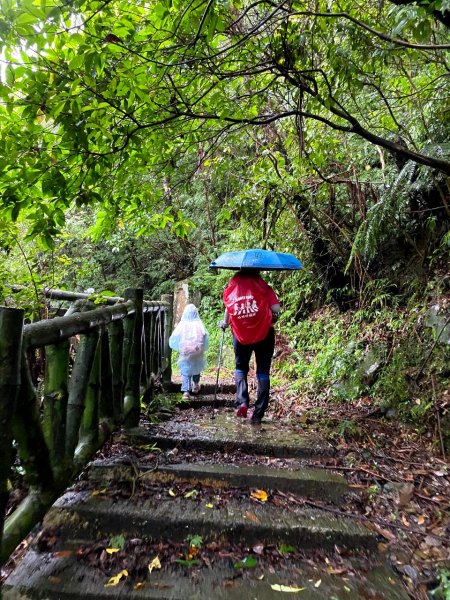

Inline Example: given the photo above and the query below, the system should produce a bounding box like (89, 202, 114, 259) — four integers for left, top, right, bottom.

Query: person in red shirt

(221, 269, 280, 424)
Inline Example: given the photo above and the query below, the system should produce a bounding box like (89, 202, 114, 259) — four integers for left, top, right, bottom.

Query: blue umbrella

(209, 249, 302, 271)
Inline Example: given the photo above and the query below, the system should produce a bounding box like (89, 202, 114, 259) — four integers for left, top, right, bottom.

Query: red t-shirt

(223, 273, 279, 344)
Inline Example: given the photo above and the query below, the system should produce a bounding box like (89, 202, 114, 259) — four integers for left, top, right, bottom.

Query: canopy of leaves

(0, 0, 448, 323)
(0, 0, 449, 245)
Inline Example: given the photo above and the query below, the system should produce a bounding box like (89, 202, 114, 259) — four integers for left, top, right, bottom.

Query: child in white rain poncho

(169, 304, 209, 399)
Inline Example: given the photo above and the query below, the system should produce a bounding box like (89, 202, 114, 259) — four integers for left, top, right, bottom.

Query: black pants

(233, 328, 275, 420)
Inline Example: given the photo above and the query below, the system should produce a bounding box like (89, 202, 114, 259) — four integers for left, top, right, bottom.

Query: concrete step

(40, 489, 375, 551)
(164, 382, 236, 394)
(3, 546, 410, 600)
(132, 410, 334, 458)
(181, 394, 234, 409)
(88, 460, 348, 502)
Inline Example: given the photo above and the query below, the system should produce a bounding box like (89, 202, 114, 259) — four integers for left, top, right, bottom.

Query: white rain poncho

(169, 304, 209, 376)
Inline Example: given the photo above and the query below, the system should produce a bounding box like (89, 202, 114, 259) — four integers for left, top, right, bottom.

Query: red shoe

(236, 405, 248, 418)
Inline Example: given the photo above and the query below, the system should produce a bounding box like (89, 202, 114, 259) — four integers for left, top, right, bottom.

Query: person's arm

(270, 303, 280, 323)
(220, 309, 230, 330)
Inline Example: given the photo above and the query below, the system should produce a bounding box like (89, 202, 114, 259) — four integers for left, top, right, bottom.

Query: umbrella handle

(214, 329, 225, 402)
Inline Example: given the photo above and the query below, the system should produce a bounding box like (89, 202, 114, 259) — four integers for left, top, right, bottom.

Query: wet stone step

(87, 460, 348, 503)
(164, 382, 236, 395)
(180, 395, 234, 409)
(2, 547, 410, 600)
(41, 490, 376, 552)
(132, 410, 333, 458)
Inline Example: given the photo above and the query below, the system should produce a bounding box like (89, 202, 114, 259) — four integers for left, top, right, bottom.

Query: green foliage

(185, 534, 203, 548)
(109, 534, 126, 550)
(278, 306, 362, 398)
(278, 544, 296, 555)
(334, 419, 362, 441)
(430, 569, 450, 600)
(233, 556, 258, 569)
(0, 0, 447, 255)
(142, 393, 182, 423)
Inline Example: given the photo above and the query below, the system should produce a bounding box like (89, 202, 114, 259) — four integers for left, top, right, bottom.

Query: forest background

(0, 0, 449, 447)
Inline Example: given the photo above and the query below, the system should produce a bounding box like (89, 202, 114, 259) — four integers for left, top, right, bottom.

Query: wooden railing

(0, 288, 173, 564)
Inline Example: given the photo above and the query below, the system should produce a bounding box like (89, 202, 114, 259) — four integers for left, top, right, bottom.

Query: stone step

(88, 460, 348, 502)
(2, 547, 410, 600)
(131, 410, 334, 458)
(181, 394, 234, 409)
(164, 382, 236, 394)
(40, 490, 375, 552)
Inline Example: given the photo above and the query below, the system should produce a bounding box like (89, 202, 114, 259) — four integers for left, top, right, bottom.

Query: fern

(348, 142, 450, 268)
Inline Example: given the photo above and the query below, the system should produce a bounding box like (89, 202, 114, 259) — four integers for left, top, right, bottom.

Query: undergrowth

(275, 290, 449, 440)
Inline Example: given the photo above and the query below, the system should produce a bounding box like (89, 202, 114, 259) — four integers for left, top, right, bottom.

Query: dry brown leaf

(245, 511, 260, 524)
(397, 483, 415, 507)
(52, 550, 73, 558)
(134, 582, 145, 590)
(253, 543, 265, 555)
(366, 523, 396, 541)
(223, 580, 241, 588)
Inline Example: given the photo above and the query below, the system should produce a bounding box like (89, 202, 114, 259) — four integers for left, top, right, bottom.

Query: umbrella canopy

(209, 249, 302, 271)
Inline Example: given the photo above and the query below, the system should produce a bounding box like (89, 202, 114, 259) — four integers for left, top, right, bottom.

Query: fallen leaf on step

(245, 511, 260, 523)
(184, 489, 198, 498)
(270, 583, 306, 592)
(104, 569, 128, 587)
(253, 543, 265, 555)
(134, 582, 145, 590)
(148, 556, 161, 572)
(52, 550, 73, 558)
(250, 489, 268, 502)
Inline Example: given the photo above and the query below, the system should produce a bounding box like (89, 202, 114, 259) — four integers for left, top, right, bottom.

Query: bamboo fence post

(141, 310, 153, 403)
(42, 340, 69, 481)
(75, 338, 101, 465)
(123, 289, 143, 428)
(0, 307, 24, 561)
(151, 311, 158, 376)
(99, 327, 114, 431)
(65, 329, 100, 464)
(12, 355, 54, 491)
(108, 320, 124, 424)
(5, 355, 56, 563)
(161, 294, 174, 384)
